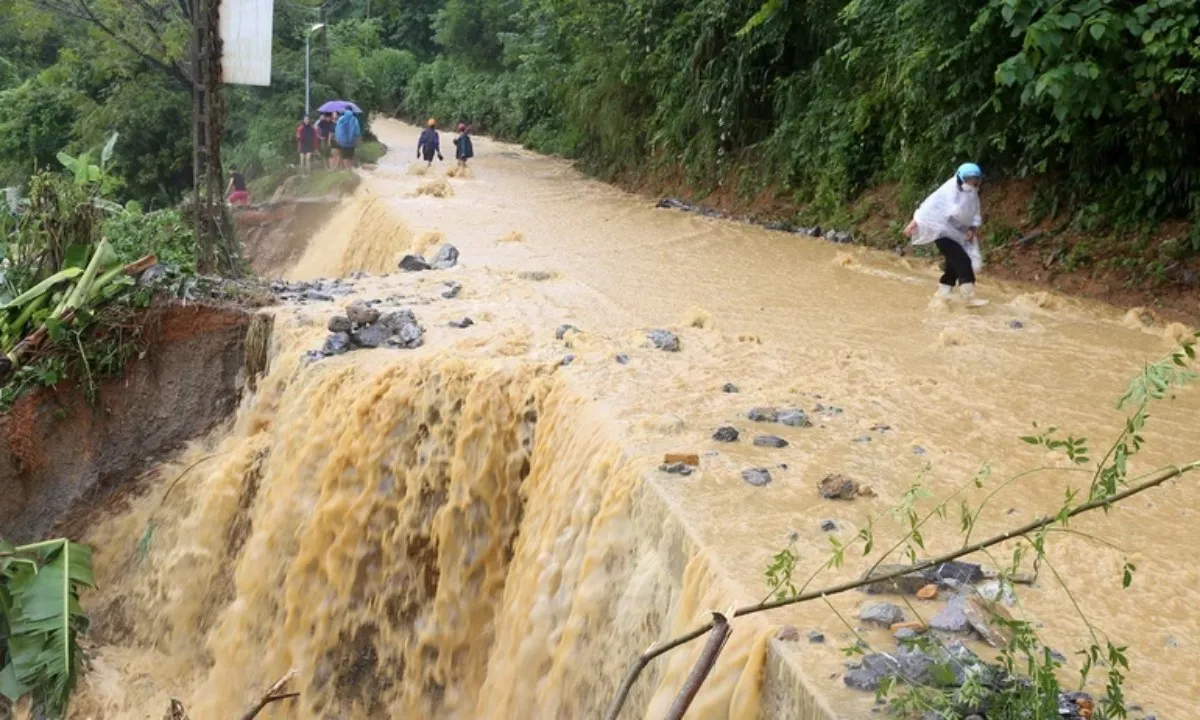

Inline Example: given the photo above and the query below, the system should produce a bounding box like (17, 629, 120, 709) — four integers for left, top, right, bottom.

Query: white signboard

(219, 0, 274, 86)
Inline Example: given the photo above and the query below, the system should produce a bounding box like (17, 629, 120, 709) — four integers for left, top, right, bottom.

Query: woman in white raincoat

(904, 163, 987, 307)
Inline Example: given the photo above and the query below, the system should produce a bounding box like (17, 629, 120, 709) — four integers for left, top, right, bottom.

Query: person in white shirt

(904, 163, 987, 307)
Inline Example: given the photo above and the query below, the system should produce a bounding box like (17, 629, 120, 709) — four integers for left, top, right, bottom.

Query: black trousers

(935, 237, 975, 286)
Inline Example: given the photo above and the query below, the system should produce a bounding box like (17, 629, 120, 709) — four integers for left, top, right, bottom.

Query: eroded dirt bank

(69, 123, 1200, 719)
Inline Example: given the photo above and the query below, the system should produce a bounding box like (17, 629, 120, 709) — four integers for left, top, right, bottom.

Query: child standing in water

(453, 123, 474, 172)
(417, 118, 443, 167)
(905, 163, 987, 307)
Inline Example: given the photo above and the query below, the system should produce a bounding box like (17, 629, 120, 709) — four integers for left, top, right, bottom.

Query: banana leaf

(0, 268, 83, 311)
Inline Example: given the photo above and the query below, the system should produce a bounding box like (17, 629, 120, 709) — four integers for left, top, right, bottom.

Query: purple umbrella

(317, 100, 362, 114)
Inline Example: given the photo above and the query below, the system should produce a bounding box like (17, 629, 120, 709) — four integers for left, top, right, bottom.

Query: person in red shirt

(315, 113, 335, 167)
(296, 115, 319, 175)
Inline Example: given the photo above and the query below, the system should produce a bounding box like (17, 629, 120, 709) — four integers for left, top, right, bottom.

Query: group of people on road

(298, 110, 361, 173)
(417, 118, 474, 171)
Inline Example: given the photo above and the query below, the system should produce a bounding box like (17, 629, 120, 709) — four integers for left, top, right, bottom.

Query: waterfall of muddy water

(73, 121, 1199, 719)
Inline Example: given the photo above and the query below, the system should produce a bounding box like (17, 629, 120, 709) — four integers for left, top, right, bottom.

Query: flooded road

(74, 120, 1198, 719)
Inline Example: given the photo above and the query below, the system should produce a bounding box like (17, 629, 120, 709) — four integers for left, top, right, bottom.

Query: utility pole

(190, 0, 236, 275)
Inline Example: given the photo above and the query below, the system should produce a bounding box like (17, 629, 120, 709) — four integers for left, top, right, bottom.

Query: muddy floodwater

(72, 121, 1198, 719)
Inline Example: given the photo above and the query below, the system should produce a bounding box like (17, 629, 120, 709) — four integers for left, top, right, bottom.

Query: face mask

(961, 182, 978, 193)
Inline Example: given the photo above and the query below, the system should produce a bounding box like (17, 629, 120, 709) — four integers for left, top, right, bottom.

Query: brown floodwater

(70, 120, 1198, 719)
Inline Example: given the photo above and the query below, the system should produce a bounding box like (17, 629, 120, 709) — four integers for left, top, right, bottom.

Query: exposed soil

(236, 198, 342, 277)
(0, 302, 257, 543)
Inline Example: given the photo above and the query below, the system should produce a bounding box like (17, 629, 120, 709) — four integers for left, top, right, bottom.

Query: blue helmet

(956, 163, 983, 182)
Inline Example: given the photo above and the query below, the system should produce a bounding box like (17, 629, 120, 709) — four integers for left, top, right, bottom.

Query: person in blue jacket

(334, 110, 361, 169)
(417, 118, 443, 167)
(453, 123, 474, 172)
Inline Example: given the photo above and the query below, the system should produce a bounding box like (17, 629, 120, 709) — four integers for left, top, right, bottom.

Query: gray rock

(853, 434, 873, 443)
(379, 309, 418, 331)
(647, 329, 681, 352)
(615, 353, 630, 365)
(929, 595, 972, 633)
(778, 408, 812, 427)
(305, 289, 335, 302)
(1009, 320, 1025, 329)
(913, 445, 927, 456)
(556, 324, 580, 340)
(753, 435, 789, 448)
(449, 317, 474, 329)
(818, 473, 859, 500)
(302, 349, 325, 364)
(859, 602, 906, 627)
(1165, 636, 1180, 648)
(722, 382, 739, 393)
(660, 462, 694, 476)
(808, 630, 825, 644)
(834, 231, 854, 244)
(894, 627, 921, 641)
(747, 407, 779, 423)
(843, 654, 896, 691)
(561, 354, 576, 366)
(396, 322, 424, 348)
(922, 561, 984, 586)
(346, 302, 380, 326)
(431, 243, 460, 269)
(742, 468, 772, 487)
(712, 426, 739, 443)
(859, 564, 930, 596)
(824, 229, 838, 243)
(976, 579, 1017, 607)
(399, 254, 430, 271)
(137, 263, 167, 285)
(327, 315, 352, 333)
(322, 332, 352, 356)
(352, 323, 393, 349)
(442, 281, 462, 299)
(820, 519, 838, 533)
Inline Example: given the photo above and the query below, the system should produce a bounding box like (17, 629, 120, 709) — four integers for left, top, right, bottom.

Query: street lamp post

(305, 23, 326, 117)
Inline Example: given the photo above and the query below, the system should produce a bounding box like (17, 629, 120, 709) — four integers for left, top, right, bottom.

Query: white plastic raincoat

(908, 175, 983, 270)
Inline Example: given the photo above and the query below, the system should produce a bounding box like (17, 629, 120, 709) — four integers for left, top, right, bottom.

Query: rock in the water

(776, 626, 801, 642)
(778, 408, 812, 427)
(615, 353, 630, 365)
(818, 473, 859, 500)
(820, 519, 838, 533)
(963, 594, 1014, 648)
(442, 281, 462, 299)
(894, 627, 921, 641)
(561, 354, 576, 366)
(976, 579, 1017, 607)
(556, 324, 580, 340)
(754, 435, 789, 448)
(916, 584, 939, 600)
(647, 329, 681, 352)
(834, 230, 854, 244)
(396, 322, 424, 348)
(922, 561, 984, 586)
(929, 595, 972, 633)
(302, 349, 325, 365)
(449, 317, 474, 329)
(853, 434, 872, 443)
(913, 445, 927, 456)
(712, 426, 740, 443)
(322, 332, 352, 356)
(346, 302, 380, 326)
(379, 309, 418, 332)
(351, 323, 393, 349)
(399, 254, 430, 271)
(843, 654, 896, 691)
(1009, 320, 1025, 329)
(431, 243, 460, 269)
(722, 382, 739, 393)
(327, 315, 352, 333)
(742, 468, 772, 487)
(305, 289, 335, 302)
(747, 407, 779, 422)
(859, 603, 906, 627)
(660, 462, 694, 476)
(859, 564, 931, 595)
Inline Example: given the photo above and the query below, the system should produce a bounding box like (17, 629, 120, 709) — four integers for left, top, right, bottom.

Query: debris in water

(346, 302, 380, 326)
(663, 453, 699, 467)
(560, 354, 576, 366)
(322, 332, 352, 356)
(399, 254, 431, 272)
(414, 177, 454, 198)
(442, 281, 462, 299)
(741, 467, 772, 487)
(808, 630, 825, 644)
(820, 519, 838, 533)
(722, 382, 739, 393)
(449, 317, 474, 329)
(1009, 320, 1025, 329)
(753, 435, 788, 448)
(712, 426, 739, 443)
(556, 324, 580, 340)
(818, 473, 860, 500)
(327, 315, 352, 333)
(647, 329, 681, 352)
(431, 243, 460, 269)
(615, 353, 630, 364)
(660, 462, 694, 476)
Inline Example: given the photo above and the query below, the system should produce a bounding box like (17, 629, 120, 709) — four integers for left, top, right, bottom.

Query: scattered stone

(660, 462, 694, 476)
(843, 654, 896, 691)
(449, 317, 474, 329)
(1009, 320, 1025, 329)
(302, 349, 325, 365)
(853, 434, 872, 443)
(814, 403, 843, 417)
(664, 453, 700, 467)
(379, 309, 418, 332)
(346, 302, 380, 326)
(964, 594, 1014, 648)
(399, 254, 431, 272)
(747, 407, 779, 422)
(396, 322, 424, 348)
(894, 627, 922, 641)
(742, 468, 772, 487)
(834, 231, 853, 244)
(779, 408, 812, 427)
(859, 564, 931, 596)
(441, 281, 462, 299)
(327, 315, 352, 333)
(647, 329, 681, 352)
(351, 323, 393, 349)
(754, 435, 789, 448)
(1048, 648, 1067, 663)
(1165, 636, 1181, 648)
(615, 353, 630, 365)
(518, 270, 555, 281)
(762, 220, 793, 232)
(808, 630, 825, 644)
(922, 561, 984, 586)
(929, 595, 972, 633)
(712, 426, 740, 443)
(322, 332, 352, 356)
(820, 519, 838, 533)
(976, 579, 1017, 607)
(913, 446, 927, 456)
(776, 626, 801, 642)
(818, 473, 860, 500)
(916, 584, 938, 601)
(859, 603, 906, 628)
(431, 243, 460, 269)
(556, 324, 580, 340)
(560, 354, 576, 366)
(722, 382, 739, 393)
(305, 289, 335, 302)
(350, 271, 370, 280)
(870, 424, 892, 433)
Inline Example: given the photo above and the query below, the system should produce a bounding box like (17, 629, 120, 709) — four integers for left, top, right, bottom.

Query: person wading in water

(904, 163, 987, 307)
(453, 123, 474, 172)
(417, 118, 443, 168)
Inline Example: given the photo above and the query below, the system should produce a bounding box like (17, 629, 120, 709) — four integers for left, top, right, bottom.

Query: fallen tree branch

(603, 461, 1199, 720)
(238, 670, 298, 720)
(664, 610, 733, 720)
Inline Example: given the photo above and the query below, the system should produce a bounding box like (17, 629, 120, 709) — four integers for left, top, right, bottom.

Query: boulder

(431, 243, 460, 269)
(449, 317, 474, 329)
(859, 564, 930, 596)
(556, 324, 580, 340)
(746, 407, 779, 423)
(722, 382, 739, 393)
(712, 426, 739, 443)
(753, 435, 789, 448)
(442, 281, 463, 299)
(351, 323, 393, 349)
(929, 595, 972, 633)
(647, 329, 681, 352)
(741, 468, 772, 487)
(327, 315, 352, 333)
(346, 302, 380, 326)
(399, 254, 430, 271)
(859, 602, 906, 627)
(818, 473, 859, 500)
(778, 408, 811, 427)
(321, 332, 352, 356)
